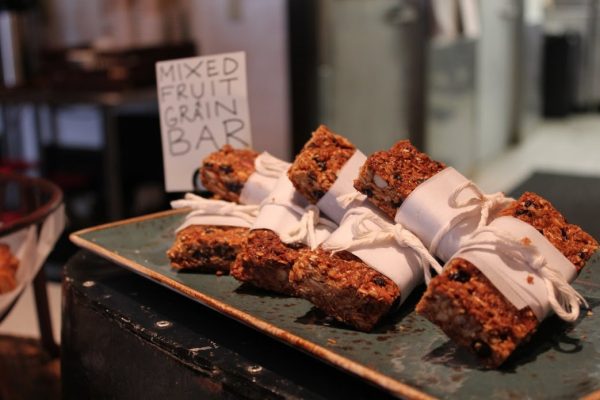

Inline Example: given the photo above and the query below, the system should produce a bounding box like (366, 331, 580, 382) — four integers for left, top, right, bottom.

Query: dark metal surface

(62, 250, 397, 400)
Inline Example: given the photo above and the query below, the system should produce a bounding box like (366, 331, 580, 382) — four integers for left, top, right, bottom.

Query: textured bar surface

(354, 140, 445, 219)
(231, 229, 307, 296)
(200, 145, 258, 203)
(416, 192, 599, 367)
(291, 249, 400, 331)
(288, 125, 356, 204)
(167, 225, 248, 274)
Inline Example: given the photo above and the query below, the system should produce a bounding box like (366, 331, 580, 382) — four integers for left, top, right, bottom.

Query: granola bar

(231, 229, 307, 295)
(167, 225, 249, 274)
(290, 248, 400, 331)
(200, 144, 258, 203)
(354, 140, 446, 219)
(0, 244, 19, 294)
(416, 192, 598, 367)
(287, 125, 356, 204)
(287, 128, 406, 330)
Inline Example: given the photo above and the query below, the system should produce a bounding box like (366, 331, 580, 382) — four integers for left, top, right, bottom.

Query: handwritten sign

(156, 51, 252, 192)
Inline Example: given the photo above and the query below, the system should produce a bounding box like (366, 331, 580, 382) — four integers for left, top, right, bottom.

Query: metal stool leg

(32, 268, 59, 358)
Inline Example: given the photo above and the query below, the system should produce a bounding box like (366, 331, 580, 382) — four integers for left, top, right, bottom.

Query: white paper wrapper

(0, 204, 66, 317)
(239, 152, 291, 205)
(316, 151, 367, 224)
(395, 167, 484, 261)
(455, 216, 577, 320)
(322, 204, 423, 303)
(253, 175, 335, 247)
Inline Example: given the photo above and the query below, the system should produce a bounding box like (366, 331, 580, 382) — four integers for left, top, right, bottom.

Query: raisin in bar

(354, 140, 446, 219)
(291, 247, 400, 331)
(167, 225, 249, 274)
(287, 125, 356, 205)
(416, 192, 598, 367)
(200, 144, 258, 203)
(231, 229, 308, 295)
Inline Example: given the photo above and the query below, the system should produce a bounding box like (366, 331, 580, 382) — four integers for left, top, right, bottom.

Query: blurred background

(1, 0, 600, 350)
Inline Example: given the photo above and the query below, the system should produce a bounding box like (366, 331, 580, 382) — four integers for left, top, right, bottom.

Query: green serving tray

(71, 209, 600, 400)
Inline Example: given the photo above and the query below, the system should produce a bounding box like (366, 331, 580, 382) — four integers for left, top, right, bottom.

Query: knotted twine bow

(171, 193, 259, 227)
(323, 208, 443, 283)
(460, 226, 588, 322)
(429, 181, 513, 256)
(336, 191, 367, 208)
(279, 204, 337, 250)
(254, 152, 291, 178)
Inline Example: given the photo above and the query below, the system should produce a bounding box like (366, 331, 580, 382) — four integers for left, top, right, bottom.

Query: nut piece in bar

(354, 140, 446, 219)
(291, 249, 400, 331)
(200, 144, 258, 203)
(287, 125, 356, 204)
(167, 225, 249, 274)
(0, 243, 19, 294)
(231, 229, 307, 296)
(416, 192, 598, 367)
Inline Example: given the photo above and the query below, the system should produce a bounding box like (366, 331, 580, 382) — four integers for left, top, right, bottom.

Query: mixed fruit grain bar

(200, 144, 259, 203)
(353, 140, 446, 219)
(415, 192, 598, 367)
(287, 126, 407, 331)
(287, 124, 356, 205)
(231, 175, 335, 296)
(168, 147, 289, 274)
(167, 225, 249, 274)
(231, 229, 308, 296)
(291, 248, 400, 331)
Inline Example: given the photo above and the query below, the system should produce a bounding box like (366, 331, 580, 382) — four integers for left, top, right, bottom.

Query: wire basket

(0, 173, 64, 321)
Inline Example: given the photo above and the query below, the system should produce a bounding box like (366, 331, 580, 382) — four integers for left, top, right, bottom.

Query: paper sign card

(156, 51, 252, 192)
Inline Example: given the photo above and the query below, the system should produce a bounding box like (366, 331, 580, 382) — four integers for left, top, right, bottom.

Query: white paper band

(322, 204, 432, 303)
(456, 216, 582, 321)
(172, 193, 259, 231)
(394, 167, 511, 261)
(239, 152, 290, 205)
(1, 204, 66, 316)
(253, 175, 337, 249)
(316, 151, 367, 224)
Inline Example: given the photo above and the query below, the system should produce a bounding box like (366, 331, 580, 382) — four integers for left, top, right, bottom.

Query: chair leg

(32, 269, 60, 358)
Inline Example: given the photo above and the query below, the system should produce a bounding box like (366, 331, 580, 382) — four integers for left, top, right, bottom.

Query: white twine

(323, 208, 443, 283)
(171, 193, 259, 226)
(279, 204, 337, 250)
(429, 181, 513, 255)
(336, 191, 367, 208)
(254, 152, 290, 178)
(460, 226, 587, 322)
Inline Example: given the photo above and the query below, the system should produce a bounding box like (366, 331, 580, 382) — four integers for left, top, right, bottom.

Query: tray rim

(70, 209, 434, 400)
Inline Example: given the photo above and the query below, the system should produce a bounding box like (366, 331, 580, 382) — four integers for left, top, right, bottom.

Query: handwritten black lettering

(157, 64, 175, 83)
(223, 118, 248, 146)
(190, 82, 205, 99)
(215, 98, 237, 117)
(176, 83, 187, 100)
(206, 58, 218, 77)
(219, 77, 238, 96)
(160, 85, 174, 101)
(164, 106, 177, 127)
(196, 126, 220, 151)
(223, 57, 239, 75)
(184, 60, 203, 78)
(168, 127, 190, 156)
